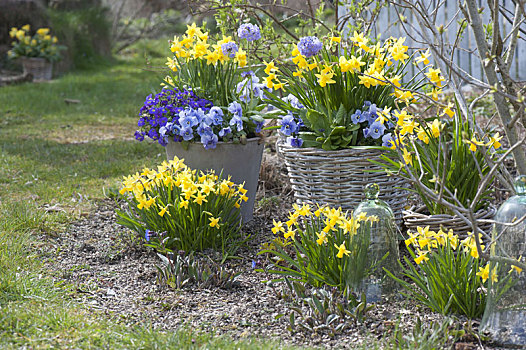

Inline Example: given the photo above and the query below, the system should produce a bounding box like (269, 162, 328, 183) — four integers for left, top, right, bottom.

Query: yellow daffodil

(510, 264, 523, 274)
(315, 66, 336, 87)
(441, 102, 455, 118)
(426, 87, 442, 101)
(400, 119, 417, 135)
(273, 79, 285, 90)
(486, 132, 503, 149)
(15, 30, 25, 41)
(292, 70, 304, 78)
(356, 212, 368, 222)
(186, 23, 199, 37)
(272, 220, 285, 234)
(291, 44, 300, 56)
(468, 137, 485, 152)
(402, 147, 413, 166)
(307, 61, 318, 71)
(334, 243, 351, 258)
(425, 67, 445, 87)
(22, 24, 30, 31)
(316, 232, 328, 245)
(284, 229, 296, 241)
(414, 251, 429, 264)
(158, 205, 170, 217)
(330, 36, 341, 43)
(491, 267, 499, 282)
(193, 192, 207, 205)
(350, 31, 368, 47)
(264, 61, 277, 75)
(416, 49, 431, 65)
(358, 74, 376, 88)
(477, 264, 490, 282)
(416, 127, 430, 144)
(264, 73, 276, 89)
(447, 229, 459, 250)
(209, 217, 220, 228)
(389, 75, 402, 88)
(205, 50, 219, 65)
(339, 56, 352, 73)
(430, 119, 442, 138)
(166, 57, 178, 72)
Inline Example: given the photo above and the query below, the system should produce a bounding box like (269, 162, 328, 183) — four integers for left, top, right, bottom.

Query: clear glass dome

(353, 183, 399, 302)
(481, 175, 526, 347)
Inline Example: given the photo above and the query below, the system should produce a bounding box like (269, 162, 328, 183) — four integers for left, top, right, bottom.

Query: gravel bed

(40, 151, 493, 348)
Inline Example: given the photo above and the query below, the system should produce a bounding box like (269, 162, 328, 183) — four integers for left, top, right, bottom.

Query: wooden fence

(339, 0, 526, 82)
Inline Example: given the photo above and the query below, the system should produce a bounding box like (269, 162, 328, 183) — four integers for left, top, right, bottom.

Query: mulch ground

(40, 151, 497, 349)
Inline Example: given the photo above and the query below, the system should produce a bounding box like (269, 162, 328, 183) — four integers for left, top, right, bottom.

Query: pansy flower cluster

(135, 87, 264, 149)
(134, 87, 212, 146)
(277, 94, 305, 147)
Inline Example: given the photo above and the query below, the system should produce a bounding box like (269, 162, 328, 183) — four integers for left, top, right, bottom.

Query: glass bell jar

(481, 175, 526, 347)
(353, 183, 399, 302)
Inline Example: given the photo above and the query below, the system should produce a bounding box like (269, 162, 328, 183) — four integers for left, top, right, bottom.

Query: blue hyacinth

(297, 36, 323, 58)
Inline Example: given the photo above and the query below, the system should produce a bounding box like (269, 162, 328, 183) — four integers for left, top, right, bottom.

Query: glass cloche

(353, 183, 399, 302)
(481, 175, 526, 347)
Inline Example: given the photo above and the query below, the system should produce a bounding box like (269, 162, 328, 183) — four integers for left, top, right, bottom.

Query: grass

(0, 41, 308, 349)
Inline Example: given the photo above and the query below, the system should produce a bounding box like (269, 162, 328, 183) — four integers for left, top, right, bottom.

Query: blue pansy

(382, 133, 394, 148)
(219, 127, 232, 137)
(201, 133, 219, 150)
(280, 113, 298, 136)
(180, 127, 194, 141)
(230, 114, 243, 132)
(367, 121, 386, 139)
(287, 136, 304, 148)
(228, 101, 243, 117)
(351, 109, 366, 124)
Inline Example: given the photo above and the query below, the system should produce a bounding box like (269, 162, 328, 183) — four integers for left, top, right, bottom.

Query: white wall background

(338, 0, 526, 82)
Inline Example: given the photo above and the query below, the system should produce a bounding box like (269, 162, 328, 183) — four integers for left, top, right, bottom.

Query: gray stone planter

(21, 57, 52, 81)
(166, 137, 264, 223)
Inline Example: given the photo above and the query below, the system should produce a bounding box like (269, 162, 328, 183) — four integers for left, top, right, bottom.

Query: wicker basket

(277, 140, 408, 225)
(403, 206, 496, 239)
(21, 57, 52, 81)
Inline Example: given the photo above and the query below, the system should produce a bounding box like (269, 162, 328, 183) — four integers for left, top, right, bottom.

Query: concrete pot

(166, 137, 264, 223)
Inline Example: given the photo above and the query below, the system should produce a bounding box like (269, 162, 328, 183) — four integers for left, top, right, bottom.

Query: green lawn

(0, 49, 305, 349)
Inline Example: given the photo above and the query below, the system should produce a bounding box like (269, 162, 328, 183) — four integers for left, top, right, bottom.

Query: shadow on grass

(0, 135, 161, 181)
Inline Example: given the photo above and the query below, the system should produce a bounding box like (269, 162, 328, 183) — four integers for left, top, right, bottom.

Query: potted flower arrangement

(7, 25, 63, 81)
(134, 23, 267, 223)
(263, 32, 439, 222)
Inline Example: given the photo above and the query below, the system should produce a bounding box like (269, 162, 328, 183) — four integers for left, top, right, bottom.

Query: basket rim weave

(277, 140, 407, 226)
(403, 205, 496, 237)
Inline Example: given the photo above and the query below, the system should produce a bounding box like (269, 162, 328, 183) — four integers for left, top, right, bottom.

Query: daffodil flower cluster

(116, 156, 247, 253)
(393, 225, 523, 318)
(379, 98, 500, 215)
(262, 203, 381, 291)
(8, 25, 62, 62)
(404, 226, 509, 272)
